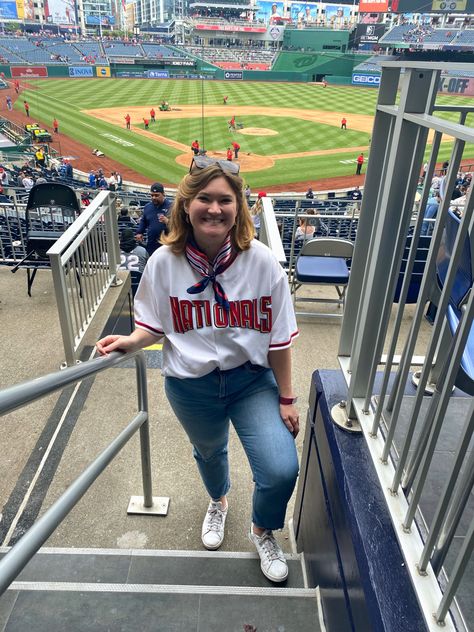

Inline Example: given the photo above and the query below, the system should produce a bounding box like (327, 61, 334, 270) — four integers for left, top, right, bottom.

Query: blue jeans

(165, 363, 299, 530)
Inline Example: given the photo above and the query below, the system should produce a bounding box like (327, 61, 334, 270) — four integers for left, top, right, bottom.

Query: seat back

(299, 237, 354, 259)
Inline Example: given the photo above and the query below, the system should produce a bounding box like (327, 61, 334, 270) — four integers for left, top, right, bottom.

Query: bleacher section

(454, 29, 474, 46)
(185, 46, 274, 70)
(103, 41, 143, 57)
(141, 43, 190, 59)
(379, 25, 464, 48)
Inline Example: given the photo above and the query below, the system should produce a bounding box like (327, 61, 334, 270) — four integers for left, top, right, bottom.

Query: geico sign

(353, 74, 381, 84)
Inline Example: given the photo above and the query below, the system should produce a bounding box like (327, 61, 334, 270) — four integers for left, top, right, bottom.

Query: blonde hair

(162, 165, 255, 254)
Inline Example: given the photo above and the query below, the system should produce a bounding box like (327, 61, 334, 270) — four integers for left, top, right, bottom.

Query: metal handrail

(0, 349, 154, 596)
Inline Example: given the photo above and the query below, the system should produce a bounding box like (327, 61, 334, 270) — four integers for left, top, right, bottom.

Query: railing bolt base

(331, 403, 362, 434)
(127, 495, 170, 516)
(416, 564, 428, 577)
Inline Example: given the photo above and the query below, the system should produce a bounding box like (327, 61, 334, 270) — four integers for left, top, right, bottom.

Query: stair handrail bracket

(48, 190, 122, 367)
(0, 350, 169, 596)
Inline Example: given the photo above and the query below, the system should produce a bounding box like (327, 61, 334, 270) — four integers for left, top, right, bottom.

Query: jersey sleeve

(133, 260, 165, 337)
(269, 259, 299, 350)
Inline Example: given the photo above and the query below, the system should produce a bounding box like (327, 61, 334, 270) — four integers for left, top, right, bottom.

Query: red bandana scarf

(185, 235, 237, 311)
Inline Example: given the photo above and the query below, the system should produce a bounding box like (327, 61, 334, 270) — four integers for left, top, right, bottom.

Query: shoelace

(258, 531, 283, 561)
(206, 505, 225, 532)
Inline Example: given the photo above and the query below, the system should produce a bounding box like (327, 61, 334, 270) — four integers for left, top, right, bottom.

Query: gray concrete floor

(0, 266, 431, 555)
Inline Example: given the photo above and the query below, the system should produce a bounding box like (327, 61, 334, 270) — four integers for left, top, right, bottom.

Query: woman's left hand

(279, 404, 299, 438)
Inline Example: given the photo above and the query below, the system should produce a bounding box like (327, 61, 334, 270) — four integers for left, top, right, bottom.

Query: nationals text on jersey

(170, 296, 272, 333)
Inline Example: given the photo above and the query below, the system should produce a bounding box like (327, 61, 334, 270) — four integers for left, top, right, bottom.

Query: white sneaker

(201, 500, 228, 550)
(249, 526, 288, 582)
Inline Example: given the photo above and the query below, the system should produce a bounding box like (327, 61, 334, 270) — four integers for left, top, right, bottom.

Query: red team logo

(170, 296, 272, 333)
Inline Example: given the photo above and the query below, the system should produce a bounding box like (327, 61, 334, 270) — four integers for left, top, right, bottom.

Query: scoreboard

(391, 0, 474, 11)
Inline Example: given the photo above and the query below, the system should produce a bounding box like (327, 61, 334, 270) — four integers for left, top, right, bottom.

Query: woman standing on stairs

(96, 163, 299, 583)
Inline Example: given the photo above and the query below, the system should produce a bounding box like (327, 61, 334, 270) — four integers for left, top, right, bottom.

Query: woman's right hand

(96, 335, 137, 356)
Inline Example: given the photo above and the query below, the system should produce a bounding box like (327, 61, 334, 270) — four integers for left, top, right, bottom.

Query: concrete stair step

(0, 548, 323, 632)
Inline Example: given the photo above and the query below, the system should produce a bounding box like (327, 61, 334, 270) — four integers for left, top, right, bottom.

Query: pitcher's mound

(238, 128, 278, 136)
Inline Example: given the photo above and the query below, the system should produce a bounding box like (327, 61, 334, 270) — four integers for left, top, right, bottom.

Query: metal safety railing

(0, 349, 168, 596)
(338, 61, 474, 631)
(47, 190, 122, 367)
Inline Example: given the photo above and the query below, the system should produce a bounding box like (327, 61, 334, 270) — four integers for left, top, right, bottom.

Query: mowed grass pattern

(16, 78, 474, 187)
(142, 116, 370, 155)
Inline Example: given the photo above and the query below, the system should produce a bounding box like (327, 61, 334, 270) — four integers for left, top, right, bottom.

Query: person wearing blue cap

(136, 182, 172, 255)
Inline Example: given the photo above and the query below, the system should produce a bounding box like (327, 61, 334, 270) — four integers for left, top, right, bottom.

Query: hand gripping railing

(0, 350, 169, 596)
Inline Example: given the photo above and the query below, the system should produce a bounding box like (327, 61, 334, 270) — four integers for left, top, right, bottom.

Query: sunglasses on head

(189, 155, 240, 175)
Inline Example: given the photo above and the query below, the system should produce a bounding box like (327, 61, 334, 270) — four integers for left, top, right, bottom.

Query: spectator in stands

(0, 185, 11, 203)
(421, 193, 441, 236)
(116, 172, 123, 190)
(305, 187, 314, 199)
(250, 192, 268, 238)
(35, 147, 46, 169)
(135, 182, 172, 255)
(118, 207, 137, 231)
(108, 172, 118, 191)
(356, 153, 364, 176)
(295, 210, 316, 242)
(244, 184, 251, 204)
(22, 172, 34, 191)
(65, 160, 73, 181)
(0, 166, 9, 186)
(88, 170, 96, 188)
(119, 228, 149, 274)
(96, 164, 299, 584)
(348, 186, 362, 201)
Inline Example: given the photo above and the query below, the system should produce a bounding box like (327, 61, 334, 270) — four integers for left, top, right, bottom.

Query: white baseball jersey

(134, 240, 298, 378)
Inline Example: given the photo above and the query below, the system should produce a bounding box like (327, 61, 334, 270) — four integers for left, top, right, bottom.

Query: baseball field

(15, 78, 474, 189)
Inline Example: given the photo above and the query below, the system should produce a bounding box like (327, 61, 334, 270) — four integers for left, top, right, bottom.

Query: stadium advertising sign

(96, 66, 111, 78)
(69, 66, 94, 78)
(195, 24, 266, 32)
(325, 4, 351, 26)
(289, 2, 319, 24)
(1, 0, 18, 18)
(16, 0, 35, 20)
(224, 71, 243, 80)
(355, 23, 386, 46)
(359, 0, 388, 11)
(148, 70, 169, 79)
(439, 76, 474, 96)
(86, 14, 115, 25)
(46, 0, 77, 25)
(352, 72, 381, 87)
(267, 25, 284, 40)
(11, 66, 48, 78)
(255, 0, 285, 24)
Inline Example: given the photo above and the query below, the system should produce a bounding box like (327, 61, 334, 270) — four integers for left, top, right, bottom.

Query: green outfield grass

(15, 78, 474, 188)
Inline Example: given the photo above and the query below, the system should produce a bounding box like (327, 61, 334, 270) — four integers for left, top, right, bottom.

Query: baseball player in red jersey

(97, 164, 299, 584)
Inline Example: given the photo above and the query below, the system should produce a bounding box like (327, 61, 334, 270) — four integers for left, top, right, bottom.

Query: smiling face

(186, 176, 238, 259)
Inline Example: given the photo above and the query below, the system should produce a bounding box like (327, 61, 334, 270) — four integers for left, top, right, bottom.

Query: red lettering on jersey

(180, 300, 194, 332)
(229, 301, 241, 327)
(170, 297, 184, 333)
(240, 300, 253, 329)
(260, 296, 272, 333)
(214, 303, 229, 328)
(204, 300, 212, 326)
(192, 300, 205, 328)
